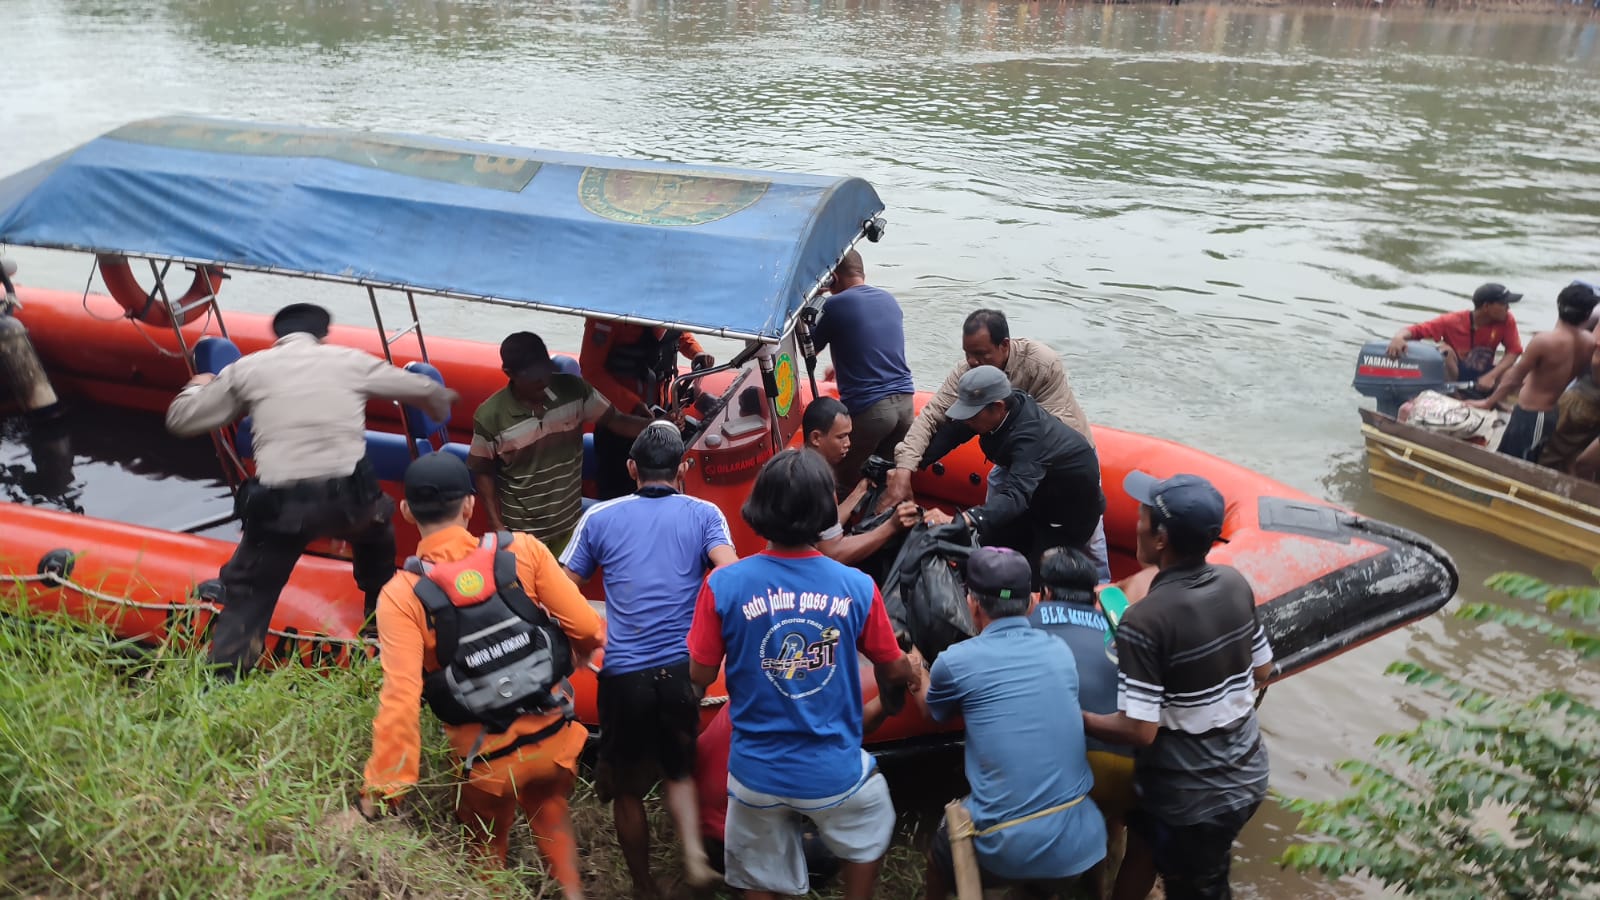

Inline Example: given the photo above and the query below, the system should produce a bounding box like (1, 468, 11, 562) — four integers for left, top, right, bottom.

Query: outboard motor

(1352, 340, 1450, 418)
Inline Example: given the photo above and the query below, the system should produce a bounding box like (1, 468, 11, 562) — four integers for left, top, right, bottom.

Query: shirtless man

(1539, 340, 1600, 476)
(1470, 283, 1600, 462)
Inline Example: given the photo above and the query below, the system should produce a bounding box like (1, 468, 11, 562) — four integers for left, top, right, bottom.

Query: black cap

(500, 331, 555, 378)
(403, 452, 474, 505)
(1472, 283, 1522, 307)
(966, 546, 1033, 600)
(1123, 471, 1229, 545)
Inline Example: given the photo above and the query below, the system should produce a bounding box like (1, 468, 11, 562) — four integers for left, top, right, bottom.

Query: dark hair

(802, 397, 849, 442)
(1557, 283, 1599, 325)
(1040, 546, 1098, 606)
(742, 448, 838, 546)
(963, 309, 1009, 345)
(409, 495, 467, 527)
(832, 249, 864, 280)
(971, 589, 1031, 619)
(271, 303, 331, 339)
(630, 422, 685, 482)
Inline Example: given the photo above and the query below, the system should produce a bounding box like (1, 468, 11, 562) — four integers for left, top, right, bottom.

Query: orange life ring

(97, 255, 225, 327)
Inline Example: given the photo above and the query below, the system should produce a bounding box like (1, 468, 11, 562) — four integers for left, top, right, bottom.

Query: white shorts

(723, 751, 895, 895)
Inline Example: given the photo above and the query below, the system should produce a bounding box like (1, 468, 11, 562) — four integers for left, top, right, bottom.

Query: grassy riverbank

(0, 606, 929, 898)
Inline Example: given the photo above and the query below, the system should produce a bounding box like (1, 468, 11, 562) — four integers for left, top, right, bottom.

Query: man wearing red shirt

(1385, 282, 1523, 389)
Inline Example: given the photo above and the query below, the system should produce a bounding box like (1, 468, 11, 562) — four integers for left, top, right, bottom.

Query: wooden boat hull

(3, 287, 1460, 747)
(1360, 409, 1600, 569)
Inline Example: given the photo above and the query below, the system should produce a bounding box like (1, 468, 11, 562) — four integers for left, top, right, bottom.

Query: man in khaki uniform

(881, 309, 1108, 579)
(166, 303, 456, 679)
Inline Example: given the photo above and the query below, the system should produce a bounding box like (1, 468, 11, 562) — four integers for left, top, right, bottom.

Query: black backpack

(405, 531, 575, 734)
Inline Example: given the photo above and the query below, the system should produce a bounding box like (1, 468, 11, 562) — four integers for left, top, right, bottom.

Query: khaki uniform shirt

(894, 337, 1092, 471)
(165, 333, 452, 485)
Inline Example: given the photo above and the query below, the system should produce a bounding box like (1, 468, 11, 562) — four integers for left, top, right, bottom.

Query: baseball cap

(403, 452, 474, 505)
(1123, 471, 1229, 545)
(947, 366, 1012, 420)
(1472, 283, 1522, 307)
(966, 546, 1033, 600)
(500, 331, 556, 378)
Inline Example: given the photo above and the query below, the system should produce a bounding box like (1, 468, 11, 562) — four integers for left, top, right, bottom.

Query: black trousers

(210, 460, 396, 680)
(593, 426, 635, 501)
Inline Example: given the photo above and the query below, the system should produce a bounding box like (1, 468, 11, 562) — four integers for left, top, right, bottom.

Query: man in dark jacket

(916, 366, 1104, 573)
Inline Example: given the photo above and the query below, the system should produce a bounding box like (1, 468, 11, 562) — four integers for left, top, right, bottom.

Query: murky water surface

(5, 1, 1600, 894)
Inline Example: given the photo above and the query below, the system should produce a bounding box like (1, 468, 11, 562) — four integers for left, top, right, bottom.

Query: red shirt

(695, 706, 732, 840)
(1408, 309, 1522, 359)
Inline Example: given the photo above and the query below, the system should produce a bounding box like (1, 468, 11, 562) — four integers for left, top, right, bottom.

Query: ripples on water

(4, 2, 1600, 895)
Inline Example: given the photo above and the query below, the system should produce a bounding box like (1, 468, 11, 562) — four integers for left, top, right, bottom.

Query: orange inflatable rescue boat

(0, 118, 1458, 749)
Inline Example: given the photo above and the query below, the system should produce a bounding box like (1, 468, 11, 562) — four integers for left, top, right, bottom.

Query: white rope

(6, 570, 376, 647)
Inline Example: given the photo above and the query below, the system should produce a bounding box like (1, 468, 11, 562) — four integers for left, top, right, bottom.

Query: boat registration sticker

(774, 352, 797, 417)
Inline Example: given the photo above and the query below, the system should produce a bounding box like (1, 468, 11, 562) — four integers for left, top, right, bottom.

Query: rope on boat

(5, 571, 377, 647)
(9, 571, 736, 707)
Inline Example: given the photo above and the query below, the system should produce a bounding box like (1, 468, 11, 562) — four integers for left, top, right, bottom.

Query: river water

(4, 1, 1600, 895)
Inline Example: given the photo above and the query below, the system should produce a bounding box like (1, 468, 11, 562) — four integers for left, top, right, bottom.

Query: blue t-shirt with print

(810, 285, 916, 414)
(560, 488, 731, 675)
(702, 551, 896, 800)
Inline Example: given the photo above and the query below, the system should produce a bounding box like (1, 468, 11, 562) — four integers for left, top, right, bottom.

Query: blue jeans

(986, 466, 1111, 584)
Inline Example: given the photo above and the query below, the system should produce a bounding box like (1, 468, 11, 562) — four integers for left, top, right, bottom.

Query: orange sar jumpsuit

(580, 318, 707, 415)
(581, 318, 708, 500)
(363, 526, 605, 887)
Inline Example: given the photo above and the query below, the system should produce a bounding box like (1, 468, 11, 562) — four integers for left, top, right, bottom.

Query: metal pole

(405, 290, 428, 362)
(366, 285, 393, 364)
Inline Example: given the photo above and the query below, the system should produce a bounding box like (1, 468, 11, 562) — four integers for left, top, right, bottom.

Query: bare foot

(682, 850, 720, 890)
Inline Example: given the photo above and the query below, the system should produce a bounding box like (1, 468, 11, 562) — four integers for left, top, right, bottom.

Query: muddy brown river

(4, 1, 1600, 895)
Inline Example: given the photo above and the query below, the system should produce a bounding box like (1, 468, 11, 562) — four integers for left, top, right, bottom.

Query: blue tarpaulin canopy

(0, 117, 884, 340)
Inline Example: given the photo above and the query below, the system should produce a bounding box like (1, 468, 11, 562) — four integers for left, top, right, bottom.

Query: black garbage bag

(879, 521, 980, 663)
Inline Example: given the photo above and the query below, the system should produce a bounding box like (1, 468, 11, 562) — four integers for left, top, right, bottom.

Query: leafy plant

(1279, 570, 1600, 899)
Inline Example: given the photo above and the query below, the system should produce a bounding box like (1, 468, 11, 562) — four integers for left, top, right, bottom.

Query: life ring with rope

(97, 255, 226, 327)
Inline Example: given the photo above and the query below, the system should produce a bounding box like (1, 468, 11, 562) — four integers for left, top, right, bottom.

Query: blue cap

(1123, 471, 1229, 545)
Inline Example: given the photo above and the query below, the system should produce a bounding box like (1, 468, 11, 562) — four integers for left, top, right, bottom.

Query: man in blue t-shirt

(809, 250, 916, 495)
(916, 546, 1107, 896)
(561, 422, 737, 897)
(688, 449, 918, 900)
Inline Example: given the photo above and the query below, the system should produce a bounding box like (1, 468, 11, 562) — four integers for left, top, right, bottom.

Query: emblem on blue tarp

(577, 168, 768, 226)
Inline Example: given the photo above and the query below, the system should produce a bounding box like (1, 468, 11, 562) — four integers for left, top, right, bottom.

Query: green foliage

(0, 610, 534, 898)
(1279, 569, 1600, 899)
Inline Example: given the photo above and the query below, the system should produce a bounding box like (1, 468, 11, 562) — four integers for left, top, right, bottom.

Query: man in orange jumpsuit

(358, 452, 604, 899)
(581, 318, 713, 499)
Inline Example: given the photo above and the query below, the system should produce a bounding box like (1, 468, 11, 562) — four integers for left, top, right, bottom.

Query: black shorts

(595, 659, 700, 800)
(1498, 405, 1558, 462)
(1127, 800, 1260, 900)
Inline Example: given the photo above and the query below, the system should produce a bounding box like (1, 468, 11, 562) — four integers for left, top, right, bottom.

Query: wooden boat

(0, 117, 1459, 748)
(1360, 408, 1600, 569)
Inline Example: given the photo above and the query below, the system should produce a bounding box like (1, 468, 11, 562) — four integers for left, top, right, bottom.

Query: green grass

(0, 604, 937, 899)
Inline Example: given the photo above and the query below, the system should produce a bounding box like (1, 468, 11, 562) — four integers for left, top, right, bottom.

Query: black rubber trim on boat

(36, 548, 75, 579)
